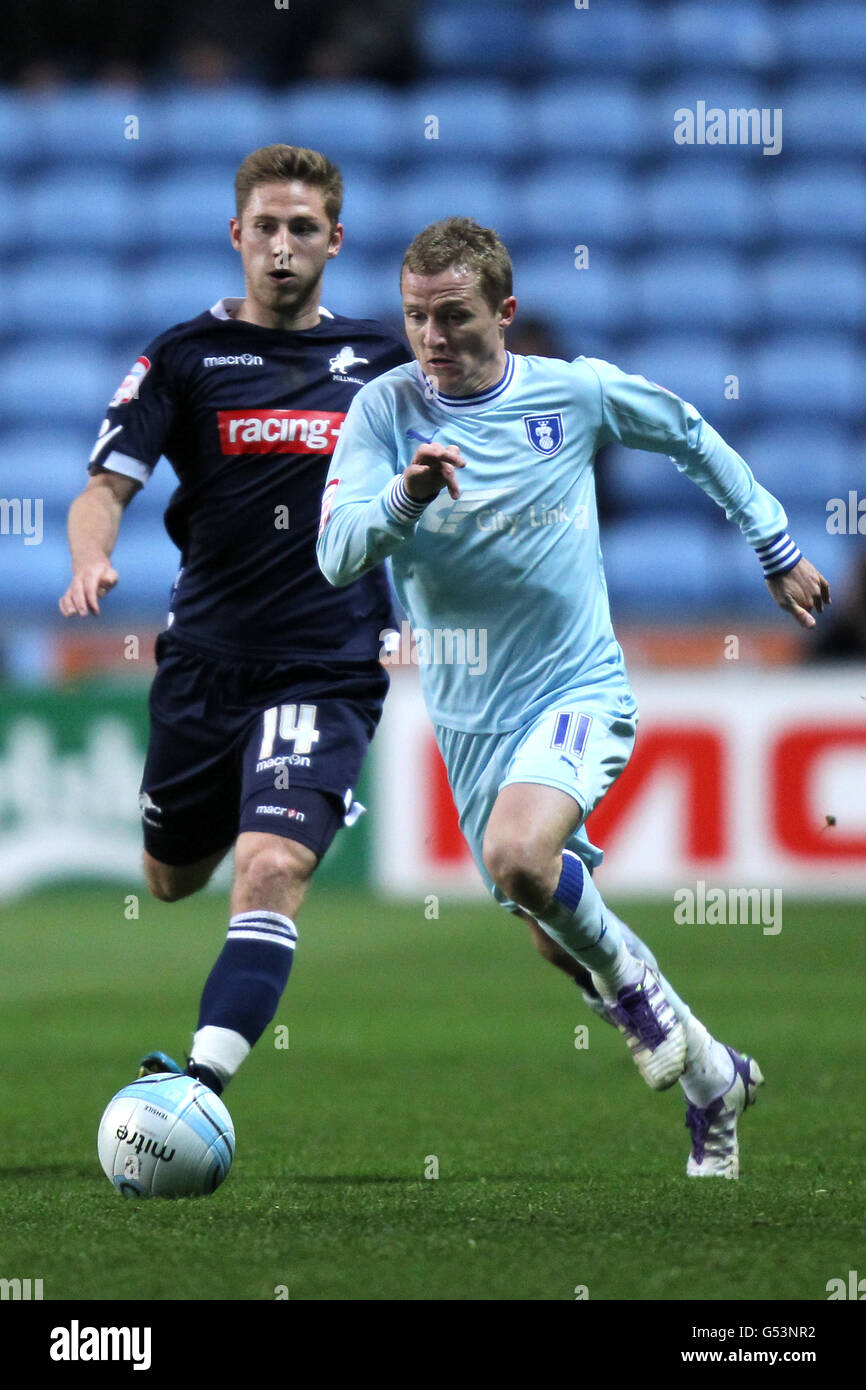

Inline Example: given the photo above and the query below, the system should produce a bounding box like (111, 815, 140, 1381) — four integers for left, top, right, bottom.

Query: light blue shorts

(435, 690, 637, 908)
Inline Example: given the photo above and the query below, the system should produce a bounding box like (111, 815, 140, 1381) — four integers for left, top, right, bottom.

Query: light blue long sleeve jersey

(317, 353, 799, 734)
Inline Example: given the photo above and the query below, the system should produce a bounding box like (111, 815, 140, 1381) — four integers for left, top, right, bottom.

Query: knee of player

(482, 836, 549, 913)
(236, 836, 315, 899)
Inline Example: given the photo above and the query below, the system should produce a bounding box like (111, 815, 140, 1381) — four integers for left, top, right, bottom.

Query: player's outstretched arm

(59, 471, 140, 617)
(765, 556, 830, 630)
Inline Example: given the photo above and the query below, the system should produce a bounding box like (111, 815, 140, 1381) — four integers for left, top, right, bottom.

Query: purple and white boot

(603, 964, 687, 1090)
(686, 1046, 764, 1179)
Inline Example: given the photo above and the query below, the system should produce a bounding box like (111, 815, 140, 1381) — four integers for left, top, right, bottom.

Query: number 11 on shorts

(259, 704, 321, 759)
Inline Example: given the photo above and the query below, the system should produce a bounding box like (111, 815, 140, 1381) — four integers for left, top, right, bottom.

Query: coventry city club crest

(523, 413, 564, 457)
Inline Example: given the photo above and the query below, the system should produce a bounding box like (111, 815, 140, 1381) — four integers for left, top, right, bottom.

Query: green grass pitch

(1, 885, 862, 1302)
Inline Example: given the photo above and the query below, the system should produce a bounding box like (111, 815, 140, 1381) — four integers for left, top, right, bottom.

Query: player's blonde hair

(234, 145, 343, 227)
(401, 217, 513, 311)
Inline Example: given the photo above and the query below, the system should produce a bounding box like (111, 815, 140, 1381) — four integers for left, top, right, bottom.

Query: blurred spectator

(0, 0, 417, 87)
(507, 315, 568, 361)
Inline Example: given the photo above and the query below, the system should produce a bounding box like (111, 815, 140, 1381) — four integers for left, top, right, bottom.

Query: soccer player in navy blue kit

(60, 145, 408, 1096)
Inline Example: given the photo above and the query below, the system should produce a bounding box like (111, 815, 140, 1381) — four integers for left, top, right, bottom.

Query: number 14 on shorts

(259, 704, 321, 759)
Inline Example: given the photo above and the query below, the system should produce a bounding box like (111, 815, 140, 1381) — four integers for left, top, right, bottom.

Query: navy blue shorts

(140, 632, 388, 866)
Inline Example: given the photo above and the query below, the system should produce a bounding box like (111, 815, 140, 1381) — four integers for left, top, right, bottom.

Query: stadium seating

(783, 3, 866, 69)
(269, 85, 398, 167)
(531, 3, 664, 76)
(735, 426, 856, 507)
(765, 165, 866, 244)
(516, 164, 640, 250)
(392, 83, 523, 164)
(531, 81, 657, 160)
(748, 336, 862, 420)
(1, 3, 863, 638)
(632, 252, 755, 333)
(755, 252, 866, 331)
(417, 6, 536, 78)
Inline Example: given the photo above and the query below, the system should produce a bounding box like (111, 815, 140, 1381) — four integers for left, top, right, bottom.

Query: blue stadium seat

(0, 345, 118, 427)
(108, 523, 181, 615)
(321, 250, 401, 323)
(766, 165, 866, 243)
(784, 3, 866, 69)
(663, 2, 780, 71)
(512, 256, 632, 338)
(755, 251, 866, 331)
(0, 430, 89, 509)
(749, 336, 863, 422)
(22, 90, 162, 165)
(0, 511, 179, 621)
(150, 88, 277, 164)
(516, 163, 640, 250)
(339, 173, 394, 251)
(617, 337, 741, 419)
(392, 83, 522, 163)
(778, 79, 866, 153)
(146, 172, 237, 250)
(735, 425, 856, 507)
(126, 253, 243, 338)
(269, 84, 398, 166)
(531, 81, 656, 159)
(365, 169, 522, 250)
(601, 517, 721, 612)
(633, 252, 755, 333)
(19, 170, 138, 250)
(0, 95, 38, 170)
(418, 7, 536, 78)
(532, 3, 664, 75)
(0, 428, 178, 519)
(641, 168, 762, 245)
(603, 443, 725, 516)
(0, 531, 78, 616)
(9, 257, 128, 338)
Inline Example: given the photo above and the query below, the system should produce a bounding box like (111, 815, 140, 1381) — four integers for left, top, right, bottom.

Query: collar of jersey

(209, 297, 335, 324)
(417, 352, 520, 412)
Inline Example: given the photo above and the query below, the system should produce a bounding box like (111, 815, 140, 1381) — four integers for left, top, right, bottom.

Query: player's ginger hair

(234, 144, 343, 227)
(401, 217, 513, 312)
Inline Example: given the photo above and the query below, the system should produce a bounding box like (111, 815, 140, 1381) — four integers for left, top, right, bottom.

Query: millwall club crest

(523, 413, 564, 457)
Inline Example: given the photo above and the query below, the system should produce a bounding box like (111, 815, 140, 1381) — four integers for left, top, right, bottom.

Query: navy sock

(188, 911, 297, 1090)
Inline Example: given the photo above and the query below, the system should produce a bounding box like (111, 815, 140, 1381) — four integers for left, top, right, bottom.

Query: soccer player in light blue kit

(317, 219, 830, 1178)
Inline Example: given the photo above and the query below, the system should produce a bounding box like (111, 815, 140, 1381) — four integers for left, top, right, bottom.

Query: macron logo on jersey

(203, 354, 264, 367)
(218, 409, 346, 455)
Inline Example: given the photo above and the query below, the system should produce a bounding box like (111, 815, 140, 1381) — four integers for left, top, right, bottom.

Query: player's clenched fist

(403, 442, 466, 502)
(765, 556, 830, 629)
(58, 560, 119, 617)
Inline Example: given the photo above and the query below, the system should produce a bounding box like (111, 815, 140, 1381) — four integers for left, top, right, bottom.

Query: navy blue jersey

(89, 298, 410, 661)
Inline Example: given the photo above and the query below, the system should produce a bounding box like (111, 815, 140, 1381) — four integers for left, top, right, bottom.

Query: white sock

(189, 1025, 251, 1089)
(680, 1018, 736, 1106)
(589, 940, 645, 999)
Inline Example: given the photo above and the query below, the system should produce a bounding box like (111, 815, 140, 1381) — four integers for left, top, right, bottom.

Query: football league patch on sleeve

(109, 356, 151, 408)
